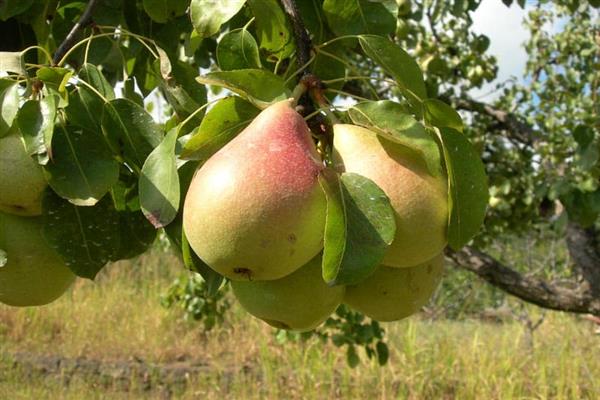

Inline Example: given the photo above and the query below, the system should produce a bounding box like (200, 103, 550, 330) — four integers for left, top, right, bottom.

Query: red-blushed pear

(0, 134, 47, 216)
(332, 124, 448, 268)
(183, 99, 326, 281)
(231, 255, 344, 331)
(0, 212, 76, 307)
(343, 253, 444, 322)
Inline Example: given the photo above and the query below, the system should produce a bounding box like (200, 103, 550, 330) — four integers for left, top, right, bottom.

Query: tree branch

(450, 96, 538, 145)
(448, 246, 600, 317)
(52, 0, 101, 65)
(279, 0, 312, 74)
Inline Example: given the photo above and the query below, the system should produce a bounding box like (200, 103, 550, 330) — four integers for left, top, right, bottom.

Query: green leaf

(161, 61, 208, 122)
(248, 0, 294, 59)
(0, 51, 25, 75)
(43, 124, 120, 206)
(190, 0, 246, 38)
(196, 69, 290, 108)
(438, 128, 488, 249)
(323, 0, 396, 37)
(139, 129, 180, 228)
(376, 341, 389, 365)
(358, 35, 426, 107)
(423, 99, 464, 132)
(346, 345, 360, 368)
(78, 64, 115, 100)
(77, 64, 114, 127)
(573, 124, 594, 150)
(111, 210, 157, 261)
(0, 80, 19, 137)
(0, 0, 34, 20)
(560, 189, 600, 228)
(143, 0, 188, 23)
(181, 96, 259, 160)
(348, 101, 443, 176)
(319, 170, 396, 286)
(16, 96, 57, 161)
(216, 28, 262, 70)
(42, 191, 120, 280)
(101, 98, 163, 169)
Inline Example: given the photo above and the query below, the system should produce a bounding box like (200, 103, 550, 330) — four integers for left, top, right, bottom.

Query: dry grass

(1, 249, 599, 399)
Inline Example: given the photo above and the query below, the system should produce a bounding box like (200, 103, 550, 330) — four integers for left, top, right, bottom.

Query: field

(1, 249, 599, 399)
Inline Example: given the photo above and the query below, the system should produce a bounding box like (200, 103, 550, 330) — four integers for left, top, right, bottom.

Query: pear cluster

(0, 134, 75, 307)
(183, 100, 447, 331)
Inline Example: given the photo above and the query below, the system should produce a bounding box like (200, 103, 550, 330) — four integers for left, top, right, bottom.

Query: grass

(1, 249, 599, 399)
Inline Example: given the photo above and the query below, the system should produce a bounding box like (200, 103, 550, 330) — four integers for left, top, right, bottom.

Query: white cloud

(470, 2, 529, 99)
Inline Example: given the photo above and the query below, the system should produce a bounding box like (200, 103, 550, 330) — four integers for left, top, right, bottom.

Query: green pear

(183, 100, 326, 281)
(0, 212, 75, 307)
(231, 255, 344, 331)
(333, 124, 448, 268)
(344, 253, 444, 322)
(0, 134, 47, 216)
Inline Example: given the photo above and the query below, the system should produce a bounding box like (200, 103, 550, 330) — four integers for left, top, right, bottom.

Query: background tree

(0, 0, 598, 335)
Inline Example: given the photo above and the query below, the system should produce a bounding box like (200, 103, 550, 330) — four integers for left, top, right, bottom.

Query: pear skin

(231, 255, 344, 331)
(0, 134, 47, 216)
(333, 124, 448, 267)
(183, 100, 326, 281)
(0, 212, 75, 307)
(344, 253, 444, 322)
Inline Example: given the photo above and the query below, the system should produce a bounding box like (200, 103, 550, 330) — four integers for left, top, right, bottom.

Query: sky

(470, 1, 529, 99)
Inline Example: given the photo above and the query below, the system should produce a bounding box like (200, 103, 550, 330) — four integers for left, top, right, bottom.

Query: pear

(0, 212, 75, 307)
(344, 253, 444, 322)
(183, 99, 326, 281)
(231, 255, 344, 331)
(333, 124, 448, 268)
(0, 134, 47, 216)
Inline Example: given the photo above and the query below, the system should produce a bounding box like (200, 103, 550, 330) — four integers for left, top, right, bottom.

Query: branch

(52, 0, 101, 65)
(448, 246, 600, 316)
(450, 96, 538, 145)
(279, 0, 312, 74)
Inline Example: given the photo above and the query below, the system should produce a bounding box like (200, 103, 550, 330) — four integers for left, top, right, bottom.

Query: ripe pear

(344, 253, 444, 322)
(0, 212, 75, 307)
(332, 124, 448, 267)
(231, 255, 344, 331)
(0, 134, 47, 216)
(183, 99, 326, 281)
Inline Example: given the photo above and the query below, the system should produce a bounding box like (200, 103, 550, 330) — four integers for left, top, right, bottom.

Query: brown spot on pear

(0, 212, 76, 307)
(183, 100, 326, 281)
(343, 253, 445, 322)
(0, 134, 47, 216)
(231, 255, 344, 332)
(332, 124, 448, 267)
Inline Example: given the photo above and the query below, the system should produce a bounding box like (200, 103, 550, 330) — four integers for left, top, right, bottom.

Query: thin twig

(52, 0, 101, 65)
(279, 0, 312, 75)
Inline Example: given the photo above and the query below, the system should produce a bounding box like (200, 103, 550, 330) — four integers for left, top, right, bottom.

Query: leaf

(0, 80, 19, 137)
(196, 69, 290, 109)
(42, 190, 120, 280)
(358, 35, 426, 107)
(216, 28, 262, 70)
(143, 0, 188, 23)
(323, 0, 396, 37)
(77, 64, 114, 127)
(190, 0, 246, 38)
(346, 345, 360, 368)
(573, 124, 594, 150)
(438, 128, 488, 249)
(423, 99, 464, 132)
(161, 61, 207, 121)
(139, 129, 180, 228)
(376, 341, 389, 365)
(101, 98, 163, 168)
(348, 101, 443, 177)
(181, 96, 259, 160)
(78, 64, 115, 100)
(0, 51, 25, 75)
(110, 210, 157, 261)
(43, 124, 120, 206)
(319, 170, 396, 286)
(16, 96, 57, 160)
(247, 0, 294, 59)
(0, 0, 34, 20)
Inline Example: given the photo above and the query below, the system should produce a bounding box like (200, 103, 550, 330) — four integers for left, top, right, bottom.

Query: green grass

(1, 249, 599, 399)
